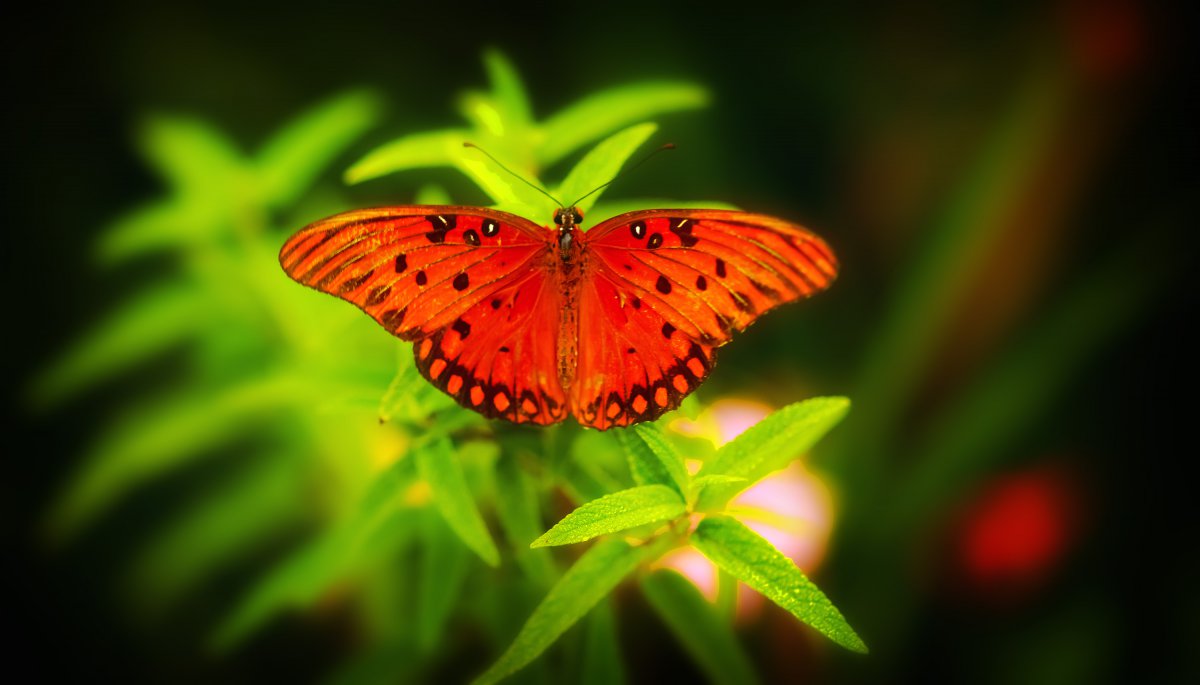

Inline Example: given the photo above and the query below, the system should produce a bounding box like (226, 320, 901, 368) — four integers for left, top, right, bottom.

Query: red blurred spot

(1062, 0, 1146, 83)
(958, 466, 1080, 592)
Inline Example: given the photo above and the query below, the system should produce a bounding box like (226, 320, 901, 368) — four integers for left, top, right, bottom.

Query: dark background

(7, 1, 1195, 682)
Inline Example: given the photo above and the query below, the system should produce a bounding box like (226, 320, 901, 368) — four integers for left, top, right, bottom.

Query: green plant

(38, 51, 862, 684)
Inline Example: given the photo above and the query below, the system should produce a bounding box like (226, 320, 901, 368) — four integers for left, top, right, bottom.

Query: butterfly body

(280, 205, 836, 430)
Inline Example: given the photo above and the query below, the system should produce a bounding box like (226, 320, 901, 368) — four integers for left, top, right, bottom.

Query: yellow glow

(663, 397, 838, 621)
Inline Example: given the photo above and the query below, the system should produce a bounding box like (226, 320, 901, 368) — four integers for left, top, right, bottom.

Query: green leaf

(416, 437, 500, 566)
(128, 454, 302, 611)
(579, 599, 625, 685)
(691, 516, 866, 654)
(842, 70, 1068, 482)
(343, 129, 467, 184)
(417, 510, 472, 652)
(473, 537, 664, 685)
(538, 82, 709, 166)
(494, 453, 557, 586)
(553, 123, 657, 214)
(455, 155, 553, 213)
(688, 475, 746, 504)
(893, 237, 1170, 532)
(482, 49, 533, 131)
(211, 456, 421, 651)
(256, 89, 384, 206)
(640, 569, 760, 685)
(616, 424, 688, 497)
(28, 283, 209, 408)
(138, 114, 247, 202)
(531, 485, 685, 548)
(695, 397, 849, 511)
(45, 374, 304, 541)
(587, 198, 739, 226)
(96, 202, 211, 262)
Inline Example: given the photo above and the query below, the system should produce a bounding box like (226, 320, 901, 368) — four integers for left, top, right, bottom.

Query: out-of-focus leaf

(256, 89, 384, 206)
(343, 129, 467, 184)
(414, 183, 453, 206)
(128, 453, 303, 611)
(694, 397, 849, 511)
(455, 155, 554, 215)
(46, 373, 305, 541)
(417, 510, 472, 652)
(538, 83, 709, 166)
(29, 283, 210, 409)
(212, 456, 421, 651)
(691, 516, 866, 654)
(495, 453, 557, 586)
(473, 537, 666, 685)
(139, 114, 247, 202)
(325, 641, 421, 685)
(531, 485, 685, 548)
(483, 49, 533, 132)
(893, 238, 1170, 531)
(844, 70, 1066, 479)
(579, 599, 625, 685)
(640, 569, 759, 685)
(553, 123, 657, 214)
(96, 202, 212, 263)
(614, 425, 686, 497)
(416, 437, 500, 567)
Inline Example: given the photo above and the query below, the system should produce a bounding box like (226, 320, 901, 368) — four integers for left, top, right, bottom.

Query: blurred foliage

(36, 52, 874, 684)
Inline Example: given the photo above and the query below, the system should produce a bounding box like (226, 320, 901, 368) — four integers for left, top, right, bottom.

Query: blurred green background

(7, 0, 1195, 683)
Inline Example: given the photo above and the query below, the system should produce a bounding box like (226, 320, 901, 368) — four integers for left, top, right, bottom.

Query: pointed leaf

(640, 569, 760, 685)
(553, 123, 657, 214)
(473, 537, 663, 685)
(256, 89, 384, 206)
(538, 82, 709, 166)
(695, 397, 849, 511)
(343, 129, 467, 184)
(691, 516, 866, 653)
(483, 49, 533, 130)
(138, 114, 246, 201)
(416, 437, 500, 566)
(531, 485, 685, 548)
(616, 424, 688, 497)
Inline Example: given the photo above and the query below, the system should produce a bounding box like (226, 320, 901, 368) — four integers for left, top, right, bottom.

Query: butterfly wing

(571, 209, 837, 429)
(280, 206, 568, 424)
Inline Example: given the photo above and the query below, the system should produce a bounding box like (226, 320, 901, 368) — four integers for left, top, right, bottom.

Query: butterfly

(279, 205, 837, 430)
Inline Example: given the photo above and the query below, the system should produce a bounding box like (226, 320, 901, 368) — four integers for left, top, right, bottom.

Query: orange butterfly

(279, 205, 836, 429)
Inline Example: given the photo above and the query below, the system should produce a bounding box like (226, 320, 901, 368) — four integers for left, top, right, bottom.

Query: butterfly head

(554, 206, 584, 262)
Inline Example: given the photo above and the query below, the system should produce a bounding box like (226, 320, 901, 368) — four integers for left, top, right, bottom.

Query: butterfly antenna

(568, 143, 676, 208)
(462, 142, 564, 207)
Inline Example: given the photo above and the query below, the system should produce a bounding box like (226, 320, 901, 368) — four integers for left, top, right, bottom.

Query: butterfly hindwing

(413, 269, 568, 425)
(581, 209, 838, 346)
(572, 269, 716, 429)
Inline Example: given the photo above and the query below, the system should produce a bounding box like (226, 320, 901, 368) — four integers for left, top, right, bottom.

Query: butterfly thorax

(554, 206, 585, 389)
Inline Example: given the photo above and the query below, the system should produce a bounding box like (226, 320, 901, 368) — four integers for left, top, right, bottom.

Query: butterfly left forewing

(280, 206, 550, 340)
